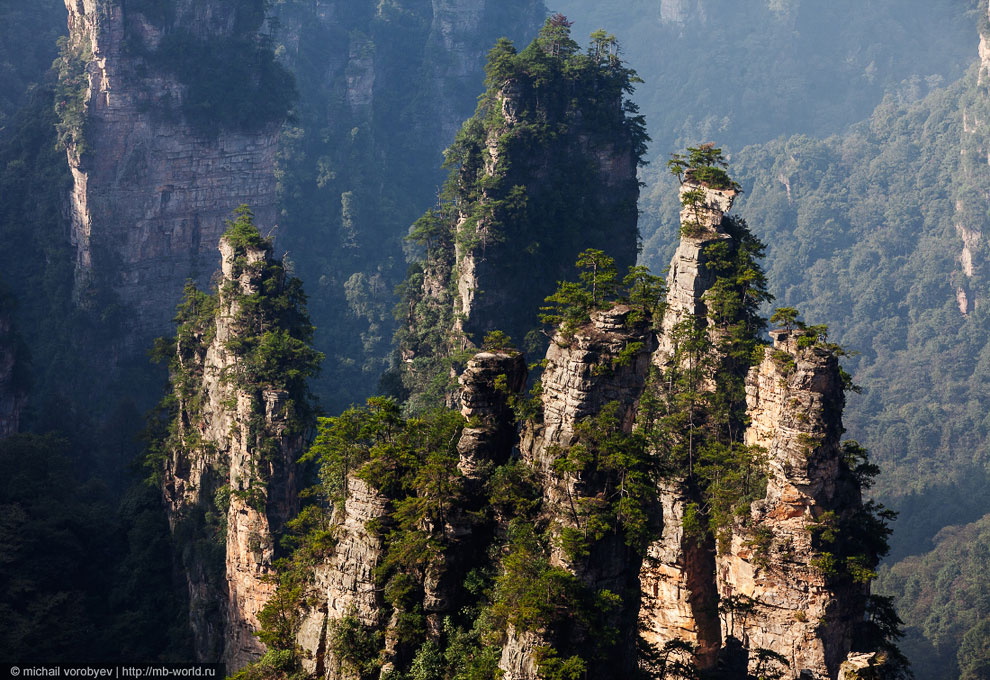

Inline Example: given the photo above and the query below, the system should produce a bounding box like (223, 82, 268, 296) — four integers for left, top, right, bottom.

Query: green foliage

(552, 402, 659, 551)
(668, 144, 741, 192)
(540, 249, 666, 339)
(218, 207, 323, 400)
(807, 484, 896, 585)
(53, 36, 91, 155)
(481, 330, 515, 352)
(487, 460, 542, 521)
(490, 523, 583, 633)
(874, 513, 990, 680)
(576, 248, 620, 308)
(228, 649, 307, 680)
(398, 19, 648, 398)
(769, 307, 799, 331)
(638, 637, 699, 680)
(223, 205, 271, 251)
(533, 646, 587, 680)
(255, 569, 307, 653)
(329, 612, 383, 680)
(0, 435, 191, 661)
(622, 266, 667, 320)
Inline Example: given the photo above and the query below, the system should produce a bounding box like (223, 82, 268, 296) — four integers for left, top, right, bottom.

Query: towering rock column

(61, 0, 280, 346)
(296, 475, 391, 679)
(639, 180, 737, 670)
(502, 305, 656, 680)
(716, 329, 864, 679)
(162, 227, 308, 668)
(654, 181, 737, 364)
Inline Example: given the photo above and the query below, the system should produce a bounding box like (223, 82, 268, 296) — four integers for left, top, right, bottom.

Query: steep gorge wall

(61, 0, 281, 347)
(269, 0, 546, 412)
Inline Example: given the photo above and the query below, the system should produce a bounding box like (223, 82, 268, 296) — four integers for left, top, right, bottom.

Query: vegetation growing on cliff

(396, 14, 648, 405)
(269, 0, 545, 415)
(149, 207, 320, 478)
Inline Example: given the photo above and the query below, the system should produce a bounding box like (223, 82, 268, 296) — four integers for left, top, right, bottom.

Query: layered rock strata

(716, 330, 862, 679)
(162, 234, 303, 668)
(503, 306, 656, 680)
(640, 181, 736, 671)
(297, 476, 390, 678)
(456, 350, 527, 483)
(655, 181, 736, 365)
(61, 0, 280, 346)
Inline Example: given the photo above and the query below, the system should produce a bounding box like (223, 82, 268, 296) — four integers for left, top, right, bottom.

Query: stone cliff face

(640, 181, 736, 671)
(637, 176, 871, 678)
(162, 227, 310, 668)
(297, 475, 390, 678)
(398, 20, 647, 401)
(716, 330, 862, 678)
(61, 0, 280, 347)
(272, 160, 887, 677)
(954, 0, 990, 315)
(502, 306, 656, 680)
(297, 349, 525, 678)
(449, 83, 641, 351)
(655, 181, 737, 364)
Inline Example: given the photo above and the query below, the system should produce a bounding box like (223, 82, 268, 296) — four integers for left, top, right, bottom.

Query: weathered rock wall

(298, 349, 525, 678)
(163, 235, 302, 668)
(453, 85, 642, 350)
(654, 182, 736, 365)
(503, 306, 655, 680)
(716, 331, 862, 679)
(640, 183, 734, 671)
(297, 476, 390, 679)
(62, 0, 279, 347)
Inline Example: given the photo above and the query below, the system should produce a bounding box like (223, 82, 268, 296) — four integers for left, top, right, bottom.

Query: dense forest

(0, 0, 989, 678)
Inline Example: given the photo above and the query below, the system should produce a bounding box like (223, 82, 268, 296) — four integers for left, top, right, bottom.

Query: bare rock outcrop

(297, 476, 390, 679)
(641, 182, 735, 672)
(503, 305, 655, 680)
(655, 182, 736, 365)
(639, 481, 721, 668)
(456, 350, 527, 482)
(523, 306, 655, 469)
